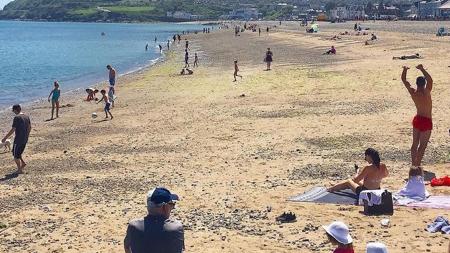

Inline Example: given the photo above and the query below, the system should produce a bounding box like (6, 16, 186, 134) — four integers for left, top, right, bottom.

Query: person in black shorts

(265, 48, 273, 71)
(124, 187, 184, 253)
(2, 104, 31, 174)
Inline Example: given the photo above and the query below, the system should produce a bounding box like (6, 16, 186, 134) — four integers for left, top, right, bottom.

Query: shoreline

(0, 21, 210, 111)
(0, 40, 174, 131)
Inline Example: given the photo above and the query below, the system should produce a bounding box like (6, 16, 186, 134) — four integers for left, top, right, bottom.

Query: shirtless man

(107, 65, 116, 94)
(401, 64, 433, 167)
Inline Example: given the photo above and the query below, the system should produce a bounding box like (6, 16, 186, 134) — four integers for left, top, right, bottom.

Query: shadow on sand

(0, 172, 20, 182)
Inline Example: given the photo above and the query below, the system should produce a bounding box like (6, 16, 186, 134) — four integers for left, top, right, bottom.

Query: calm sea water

(0, 21, 204, 108)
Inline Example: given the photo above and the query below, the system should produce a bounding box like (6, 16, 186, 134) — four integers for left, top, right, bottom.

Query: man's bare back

(411, 88, 432, 118)
(402, 64, 433, 118)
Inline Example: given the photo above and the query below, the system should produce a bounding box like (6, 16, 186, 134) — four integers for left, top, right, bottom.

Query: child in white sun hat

(323, 221, 354, 253)
(366, 242, 388, 253)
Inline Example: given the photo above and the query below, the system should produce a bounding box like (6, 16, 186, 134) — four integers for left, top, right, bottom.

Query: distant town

(173, 1, 450, 21)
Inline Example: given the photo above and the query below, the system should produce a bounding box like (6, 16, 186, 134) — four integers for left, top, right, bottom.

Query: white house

(329, 6, 348, 20)
(417, 0, 442, 18)
(166, 11, 193, 20)
(229, 8, 260, 20)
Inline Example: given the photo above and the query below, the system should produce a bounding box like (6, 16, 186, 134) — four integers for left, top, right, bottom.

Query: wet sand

(1, 21, 450, 252)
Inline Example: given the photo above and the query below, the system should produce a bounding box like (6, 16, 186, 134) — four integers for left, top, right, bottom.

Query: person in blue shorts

(107, 65, 116, 94)
(47, 81, 60, 120)
(97, 89, 113, 120)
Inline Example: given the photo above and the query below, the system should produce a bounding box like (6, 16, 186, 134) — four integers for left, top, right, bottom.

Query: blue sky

(0, 0, 13, 9)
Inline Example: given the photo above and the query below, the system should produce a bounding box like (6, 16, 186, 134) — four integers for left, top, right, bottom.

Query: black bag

(362, 190, 394, 216)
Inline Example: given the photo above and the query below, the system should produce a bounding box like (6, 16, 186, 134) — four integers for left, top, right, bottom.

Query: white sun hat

(366, 242, 388, 253)
(322, 221, 353, 245)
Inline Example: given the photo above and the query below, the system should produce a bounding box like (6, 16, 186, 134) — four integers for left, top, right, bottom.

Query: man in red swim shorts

(401, 64, 433, 167)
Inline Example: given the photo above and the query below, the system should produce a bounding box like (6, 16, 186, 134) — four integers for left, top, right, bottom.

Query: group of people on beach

(1, 22, 448, 253)
(327, 64, 434, 203)
(123, 186, 393, 253)
(0, 63, 117, 174)
(85, 65, 116, 119)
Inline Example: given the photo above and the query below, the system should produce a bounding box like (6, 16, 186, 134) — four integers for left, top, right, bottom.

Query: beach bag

(362, 190, 394, 216)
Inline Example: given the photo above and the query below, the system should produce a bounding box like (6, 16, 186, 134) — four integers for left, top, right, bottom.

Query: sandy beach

(1, 21, 450, 252)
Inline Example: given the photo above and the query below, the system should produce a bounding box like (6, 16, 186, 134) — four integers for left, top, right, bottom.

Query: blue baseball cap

(147, 187, 179, 207)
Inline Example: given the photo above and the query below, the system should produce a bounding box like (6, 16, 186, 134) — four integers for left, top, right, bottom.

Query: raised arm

(417, 64, 433, 91)
(401, 66, 414, 94)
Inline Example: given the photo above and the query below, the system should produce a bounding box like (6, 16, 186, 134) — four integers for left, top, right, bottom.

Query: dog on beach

(0, 139, 11, 151)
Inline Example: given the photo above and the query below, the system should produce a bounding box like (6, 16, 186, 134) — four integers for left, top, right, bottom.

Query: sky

(0, 0, 13, 10)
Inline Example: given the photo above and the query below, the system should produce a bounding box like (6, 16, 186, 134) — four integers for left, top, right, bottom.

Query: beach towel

(396, 176, 430, 201)
(359, 189, 384, 206)
(288, 186, 357, 205)
(406, 196, 450, 210)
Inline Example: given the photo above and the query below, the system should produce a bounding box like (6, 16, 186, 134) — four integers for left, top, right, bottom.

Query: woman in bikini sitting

(327, 148, 388, 197)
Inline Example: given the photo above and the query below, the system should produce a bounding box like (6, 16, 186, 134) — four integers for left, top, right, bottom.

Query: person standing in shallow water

(2, 104, 31, 174)
(264, 48, 273, 71)
(401, 64, 433, 167)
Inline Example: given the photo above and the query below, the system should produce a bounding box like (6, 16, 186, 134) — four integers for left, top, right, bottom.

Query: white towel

(397, 176, 430, 200)
(359, 189, 385, 206)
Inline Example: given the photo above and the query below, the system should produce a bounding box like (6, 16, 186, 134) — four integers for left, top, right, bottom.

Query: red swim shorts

(412, 115, 433, 132)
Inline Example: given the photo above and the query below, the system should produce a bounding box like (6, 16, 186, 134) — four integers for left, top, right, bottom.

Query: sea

(0, 21, 205, 108)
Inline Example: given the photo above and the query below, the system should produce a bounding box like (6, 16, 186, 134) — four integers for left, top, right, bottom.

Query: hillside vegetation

(0, 0, 233, 21)
(0, 0, 415, 22)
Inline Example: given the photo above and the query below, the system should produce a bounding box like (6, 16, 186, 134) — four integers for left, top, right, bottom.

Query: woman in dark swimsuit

(327, 148, 389, 197)
(265, 48, 273, 71)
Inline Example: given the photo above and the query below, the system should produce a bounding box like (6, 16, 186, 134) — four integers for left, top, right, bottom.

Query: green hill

(0, 0, 234, 22)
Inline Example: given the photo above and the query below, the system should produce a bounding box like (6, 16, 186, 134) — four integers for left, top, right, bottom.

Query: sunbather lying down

(393, 53, 421, 60)
(180, 68, 193, 75)
(328, 35, 341, 40)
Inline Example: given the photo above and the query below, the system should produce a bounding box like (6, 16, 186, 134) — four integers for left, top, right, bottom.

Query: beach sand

(1, 21, 450, 252)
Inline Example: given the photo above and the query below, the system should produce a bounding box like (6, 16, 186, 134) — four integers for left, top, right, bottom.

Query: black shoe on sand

(276, 212, 296, 223)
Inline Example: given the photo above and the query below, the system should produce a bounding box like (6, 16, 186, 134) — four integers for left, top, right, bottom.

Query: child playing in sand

(85, 88, 99, 101)
(233, 60, 242, 82)
(396, 166, 429, 200)
(97, 89, 113, 119)
(323, 221, 354, 253)
(324, 46, 336, 55)
(47, 81, 60, 120)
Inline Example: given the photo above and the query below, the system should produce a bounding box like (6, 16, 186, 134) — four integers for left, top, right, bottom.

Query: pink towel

(406, 196, 450, 210)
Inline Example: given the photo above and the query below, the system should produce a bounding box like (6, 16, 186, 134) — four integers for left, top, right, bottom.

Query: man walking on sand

(401, 64, 433, 167)
(124, 187, 184, 253)
(2, 104, 31, 174)
(107, 64, 116, 94)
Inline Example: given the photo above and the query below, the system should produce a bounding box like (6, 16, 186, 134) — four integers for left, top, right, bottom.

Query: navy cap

(147, 187, 179, 207)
